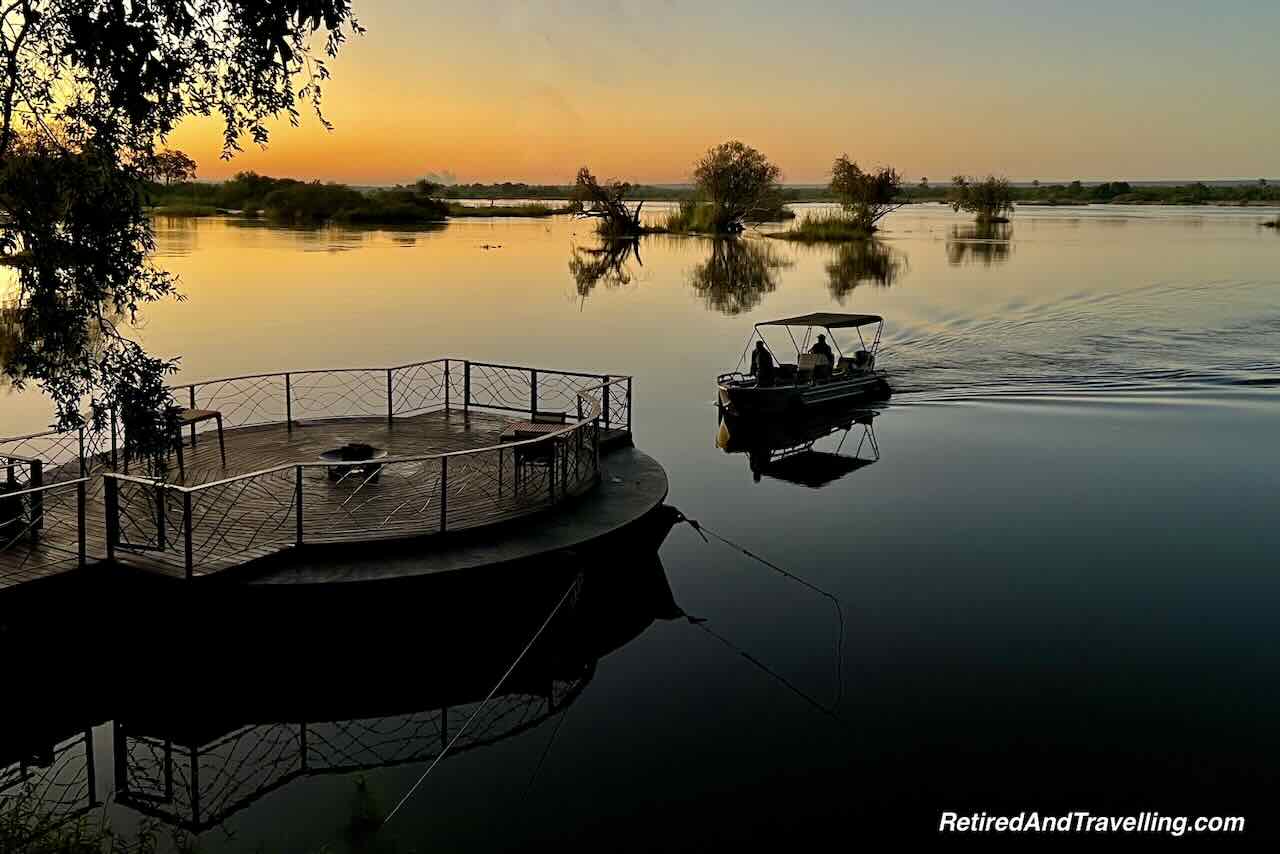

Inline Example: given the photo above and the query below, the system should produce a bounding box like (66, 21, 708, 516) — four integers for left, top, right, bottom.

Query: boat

(717, 313, 891, 415)
(716, 405, 881, 487)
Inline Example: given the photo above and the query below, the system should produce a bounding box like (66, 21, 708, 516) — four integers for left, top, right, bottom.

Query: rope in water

(381, 571, 582, 828)
(674, 513, 846, 712)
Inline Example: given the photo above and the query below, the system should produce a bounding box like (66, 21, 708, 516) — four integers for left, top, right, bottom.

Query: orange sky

(167, 1, 1280, 185)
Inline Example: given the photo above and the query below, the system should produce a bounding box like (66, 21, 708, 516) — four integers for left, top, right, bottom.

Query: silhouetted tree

(691, 141, 781, 233)
(830, 155, 905, 233)
(950, 176, 1015, 222)
(0, 2, 361, 465)
(143, 149, 198, 186)
(570, 167, 645, 236)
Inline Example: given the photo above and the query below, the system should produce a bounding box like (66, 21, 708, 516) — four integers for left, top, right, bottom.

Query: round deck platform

(245, 446, 669, 586)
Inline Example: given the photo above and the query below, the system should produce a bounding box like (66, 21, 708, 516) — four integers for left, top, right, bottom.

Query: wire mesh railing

(0, 479, 89, 583)
(115, 676, 588, 832)
(102, 369, 629, 577)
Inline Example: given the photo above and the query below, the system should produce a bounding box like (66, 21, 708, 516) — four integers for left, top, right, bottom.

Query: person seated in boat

(809, 335, 834, 379)
(750, 341, 776, 387)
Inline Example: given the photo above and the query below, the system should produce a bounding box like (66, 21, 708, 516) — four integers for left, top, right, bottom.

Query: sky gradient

(168, 0, 1279, 185)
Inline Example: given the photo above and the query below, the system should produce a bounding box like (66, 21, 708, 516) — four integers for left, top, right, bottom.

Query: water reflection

(687, 238, 792, 316)
(825, 241, 906, 301)
(0, 523, 682, 845)
(716, 405, 881, 486)
(945, 223, 1013, 266)
(568, 238, 643, 299)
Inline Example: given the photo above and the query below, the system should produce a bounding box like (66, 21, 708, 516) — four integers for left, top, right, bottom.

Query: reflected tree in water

(826, 241, 906, 302)
(945, 223, 1013, 266)
(568, 239, 643, 300)
(688, 239, 792, 315)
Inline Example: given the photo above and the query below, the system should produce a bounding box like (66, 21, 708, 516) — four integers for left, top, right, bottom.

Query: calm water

(4, 204, 1280, 846)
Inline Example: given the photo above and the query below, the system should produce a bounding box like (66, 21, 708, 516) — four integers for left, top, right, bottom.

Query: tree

(569, 167, 644, 236)
(0, 2, 361, 466)
(950, 176, 1015, 222)
(143, 149, 198, 186)
(687, 239, 791, 315)
(691, 140, 781, 233)
(829, 155, 905, 234)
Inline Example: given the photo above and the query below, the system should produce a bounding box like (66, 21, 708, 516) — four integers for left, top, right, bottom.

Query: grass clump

(769, 211, 874, 243)
(446, 202, 571, 218)
(147, 203, 219, 217)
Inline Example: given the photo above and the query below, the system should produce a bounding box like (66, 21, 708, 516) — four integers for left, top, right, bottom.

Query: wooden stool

(176, 409, 226, 475)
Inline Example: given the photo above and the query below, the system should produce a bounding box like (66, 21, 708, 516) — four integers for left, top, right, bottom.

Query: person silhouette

(750, 341, 776, 387)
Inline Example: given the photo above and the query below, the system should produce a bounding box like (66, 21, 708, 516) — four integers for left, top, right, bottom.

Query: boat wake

(879, 279, 1280, 404)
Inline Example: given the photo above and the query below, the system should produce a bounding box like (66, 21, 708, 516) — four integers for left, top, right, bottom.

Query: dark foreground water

(3, 204, 1279, 847)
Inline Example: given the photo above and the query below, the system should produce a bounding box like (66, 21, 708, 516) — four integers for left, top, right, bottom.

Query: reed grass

(768, 211, 874, 243)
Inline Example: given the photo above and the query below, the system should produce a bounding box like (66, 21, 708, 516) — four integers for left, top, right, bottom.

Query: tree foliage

(569, 167, 645, 236)
(141, 149, 197, 186)
(830, 155, 904, 233)
(950, 175, 1016, 222)
(0, 1, 361, 465)
(691, 141, 781, 233)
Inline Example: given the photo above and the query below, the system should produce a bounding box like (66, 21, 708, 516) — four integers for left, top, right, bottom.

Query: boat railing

(100, 365, 631, 578)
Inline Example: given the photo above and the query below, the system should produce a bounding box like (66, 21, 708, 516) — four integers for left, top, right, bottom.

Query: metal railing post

(549, 440, 556, 501)
(183, 492, 193, 580)
(188, 385, 197, 447)
(295, 466, 304, 546)
(386, 368, 394, 425)
(285, 372, 293, 432)
(602, 375, 610, 429)
(530, 369, 539, 417)
(109, 408, 118, 469)
(444, 360, 451, 411)
(463, 361, 471, 414)
(439, 457, 448, 533)
(104, 477, 118, 561)
(155, 483, 167, 551)
(78, 428, 86, 477)
(77, 480, 87, 567)
(29, 459, 43, 536)
(626, 377, 633, 432)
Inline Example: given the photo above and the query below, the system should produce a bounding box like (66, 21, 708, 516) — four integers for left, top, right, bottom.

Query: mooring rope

(675, 512, 846, 711)
(381, 571, 582, 828)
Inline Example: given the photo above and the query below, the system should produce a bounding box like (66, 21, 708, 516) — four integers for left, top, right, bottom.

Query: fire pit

(319, 443, 388, 482)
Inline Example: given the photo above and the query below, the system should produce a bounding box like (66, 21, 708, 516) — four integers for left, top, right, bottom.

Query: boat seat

(798, 353, 830, 383)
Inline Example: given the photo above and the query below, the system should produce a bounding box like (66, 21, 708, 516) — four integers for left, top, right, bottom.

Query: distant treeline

(444, 179, 1280, 206)
(147, 173, 1280, 224)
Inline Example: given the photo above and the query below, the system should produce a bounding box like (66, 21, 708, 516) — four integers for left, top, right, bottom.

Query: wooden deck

(0, 411, 622, 589)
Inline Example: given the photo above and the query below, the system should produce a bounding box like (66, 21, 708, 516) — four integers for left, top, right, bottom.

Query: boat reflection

(716, 405, 882, 486)
(0, 517, 683, 839)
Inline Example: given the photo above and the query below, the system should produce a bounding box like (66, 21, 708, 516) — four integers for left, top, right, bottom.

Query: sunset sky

(168, 0, 1279, 186)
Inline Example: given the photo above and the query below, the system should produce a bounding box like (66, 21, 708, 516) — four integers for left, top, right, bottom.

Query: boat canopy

(756, 312, 883, 329)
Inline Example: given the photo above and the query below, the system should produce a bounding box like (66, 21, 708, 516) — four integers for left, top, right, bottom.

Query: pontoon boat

(717, 313, 890, 415)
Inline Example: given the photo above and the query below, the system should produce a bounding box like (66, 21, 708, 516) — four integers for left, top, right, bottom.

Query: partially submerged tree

(950, 176, 1015, 222)
(691, 141, 781, 233)
(829, 155, 905, 234)
(570, 168, 645, 236)
(0, 1, 362, 466)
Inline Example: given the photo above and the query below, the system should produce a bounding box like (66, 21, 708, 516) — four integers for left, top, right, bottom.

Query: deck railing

(102, 365, 630, 577)
(169, 358, 630, 435)
(0, 478, 89, 576)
